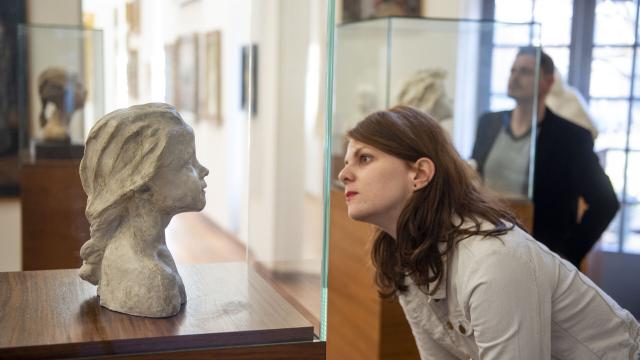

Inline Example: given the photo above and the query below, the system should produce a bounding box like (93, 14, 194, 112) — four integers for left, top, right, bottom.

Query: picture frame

(241, 44, 257, 115)
(198, 31, 222, 125)
(176, 34, 198, 116)
(127, 49, 139, 100)
(125, 0, 140, 34)
(341, 0, 422, 23)
(164, 42, 177, 106)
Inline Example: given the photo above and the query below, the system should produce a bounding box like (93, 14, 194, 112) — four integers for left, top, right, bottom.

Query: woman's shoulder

(454, 219, 533, 257)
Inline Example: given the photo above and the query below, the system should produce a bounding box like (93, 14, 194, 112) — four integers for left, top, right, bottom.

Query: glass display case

(17, 24, 104, 162)
(332, 17, 540, 200)
(326, 18, 540, 359)
(0, 1, 332, 358)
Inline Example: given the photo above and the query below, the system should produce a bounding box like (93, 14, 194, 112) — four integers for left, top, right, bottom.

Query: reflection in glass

(596, 148, 627, 201)
(590, 47, 633, 98)
(601, 211, 622, 252)
(594, 0, 637, 45)
(493, 21, 532, 45)
(623, 204, 640, 254)
(534, 0, 573, 45)
(591, 99, 629, 152)
(495, 0, 534, 22)
(491, 47, 519, 93)
(335, 18, 538, 200)
(490, 94, 517, 112)
(632, 102, 640, 150)
(625, 151, 640, 203)
(544, 47, 570, 80)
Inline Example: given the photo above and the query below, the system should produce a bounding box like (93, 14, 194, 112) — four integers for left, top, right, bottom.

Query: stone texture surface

(78, 103, 209, 317)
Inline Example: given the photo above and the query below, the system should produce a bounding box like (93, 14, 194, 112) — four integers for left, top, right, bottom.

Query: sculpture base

(34, 141, 84, 160)
(0, 262, 317, 359)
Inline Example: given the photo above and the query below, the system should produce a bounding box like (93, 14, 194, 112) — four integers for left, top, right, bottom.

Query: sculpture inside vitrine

(37, 67, 87, 142)
(396, 68, 453, 134)
(78, 103, 209, 317)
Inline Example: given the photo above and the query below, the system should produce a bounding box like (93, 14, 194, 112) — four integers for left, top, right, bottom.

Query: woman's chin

(347, 208, 370, 223)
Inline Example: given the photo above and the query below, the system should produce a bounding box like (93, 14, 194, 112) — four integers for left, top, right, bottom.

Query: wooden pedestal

(20, 160, 89, 270)
(327, 189, 419, 360)
(0, 262, 323, 359)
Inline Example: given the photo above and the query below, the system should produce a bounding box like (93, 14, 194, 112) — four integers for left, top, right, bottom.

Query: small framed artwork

(198, 31, 222, 125)
(127, 49, 139, 100)
(164, 43, 177, 106)
(241, 44, 258, 115)
(341, 0, 422, 23)
(176, 34, 198, 115)
(125, 0, 140, 34)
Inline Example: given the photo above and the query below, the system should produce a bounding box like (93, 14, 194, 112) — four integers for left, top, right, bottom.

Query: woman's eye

(360, 154, 372, 163)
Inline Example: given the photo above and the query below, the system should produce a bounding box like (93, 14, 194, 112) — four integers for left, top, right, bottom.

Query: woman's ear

(411, 157, 435, 191)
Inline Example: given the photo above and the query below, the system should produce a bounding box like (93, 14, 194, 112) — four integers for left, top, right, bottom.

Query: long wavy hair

(347, 105, 522, 298)
(78, 103, 186, 285)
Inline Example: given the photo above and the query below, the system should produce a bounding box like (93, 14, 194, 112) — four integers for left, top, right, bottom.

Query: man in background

(472, 47, 619, 268)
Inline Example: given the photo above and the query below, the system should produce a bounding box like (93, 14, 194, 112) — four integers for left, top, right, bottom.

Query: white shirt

(398, 222, 640, 359)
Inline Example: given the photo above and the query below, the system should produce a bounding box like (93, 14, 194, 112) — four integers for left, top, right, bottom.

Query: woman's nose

(338, 165, 352, 185)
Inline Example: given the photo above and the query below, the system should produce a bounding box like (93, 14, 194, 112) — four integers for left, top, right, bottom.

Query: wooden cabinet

(20, 160, 89, 270)
(327, 189, 419, 360)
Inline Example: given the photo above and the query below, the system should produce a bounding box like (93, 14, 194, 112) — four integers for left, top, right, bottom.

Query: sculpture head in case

(37, 67, 87, 142)
(78, 103, 209, 317)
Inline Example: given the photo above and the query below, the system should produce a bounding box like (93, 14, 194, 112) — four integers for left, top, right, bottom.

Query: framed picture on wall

(341, 0, 422, 23)
(127, 49, 139, 100)
(198, 31, 222, 125)
(240, 44, 257, 115)
(164, 43, 176, 106)
(125, 0, 140, 34)
(176, 34, 198, 116)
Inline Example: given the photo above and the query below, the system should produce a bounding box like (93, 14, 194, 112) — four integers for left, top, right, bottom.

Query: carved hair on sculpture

(78, 103, 209, 317)
(37, 67, 87, 142)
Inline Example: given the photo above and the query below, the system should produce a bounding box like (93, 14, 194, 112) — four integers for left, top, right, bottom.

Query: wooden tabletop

(0, 262, 315, 359)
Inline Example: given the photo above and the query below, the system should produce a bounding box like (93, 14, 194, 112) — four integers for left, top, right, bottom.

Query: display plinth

(20, 159, 89, 270)
(327, 189, 419, 360)
(0, 262, 316, 359)
(34, 141, 84, 160)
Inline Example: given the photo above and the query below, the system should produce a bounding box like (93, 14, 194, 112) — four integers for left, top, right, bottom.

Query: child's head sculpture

(79, 103, 209, 317)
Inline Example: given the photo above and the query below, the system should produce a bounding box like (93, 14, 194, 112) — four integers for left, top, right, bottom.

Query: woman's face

(148, 127, 209, 214)
(338, 139, 415, 233)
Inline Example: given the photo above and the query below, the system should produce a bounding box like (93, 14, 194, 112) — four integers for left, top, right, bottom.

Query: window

(487, 0, 640, 254)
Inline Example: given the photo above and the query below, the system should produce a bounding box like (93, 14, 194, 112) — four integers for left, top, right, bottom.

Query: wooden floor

(165, 212, 322, 334)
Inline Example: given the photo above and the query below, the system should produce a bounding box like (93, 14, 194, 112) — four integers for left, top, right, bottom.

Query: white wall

(160, 0, 252, 240)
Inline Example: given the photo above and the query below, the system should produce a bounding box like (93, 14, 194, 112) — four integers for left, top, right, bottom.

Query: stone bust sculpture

(37, 67, 87, 142)
(78, 103, 209, 317)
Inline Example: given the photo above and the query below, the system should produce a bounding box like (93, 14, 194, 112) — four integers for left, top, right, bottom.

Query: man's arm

(567, 130, 620, 265)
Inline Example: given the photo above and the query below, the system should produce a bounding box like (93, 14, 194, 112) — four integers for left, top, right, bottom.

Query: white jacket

(398, 222, 640, 359)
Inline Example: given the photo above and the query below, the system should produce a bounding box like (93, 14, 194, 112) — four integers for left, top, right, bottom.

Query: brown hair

(347, 106, 522, 298)
(517, 46, 554, 76)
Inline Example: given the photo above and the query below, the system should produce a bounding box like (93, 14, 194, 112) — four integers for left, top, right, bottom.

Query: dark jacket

(472, 108, 620, 266)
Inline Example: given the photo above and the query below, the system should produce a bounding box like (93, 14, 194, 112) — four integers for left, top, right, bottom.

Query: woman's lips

(345, 191, 358, 201)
